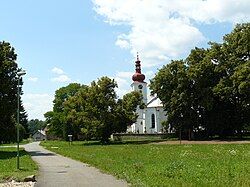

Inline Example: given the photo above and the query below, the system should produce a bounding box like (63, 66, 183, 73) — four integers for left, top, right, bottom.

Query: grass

(41, 140, 250, 187)
(0, 147, 38, 182)
(0, 139, 31, 146)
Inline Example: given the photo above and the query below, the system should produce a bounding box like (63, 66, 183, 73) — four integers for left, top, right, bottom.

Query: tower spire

(132, 53, 145, 82)
(137, 52, 139, 61)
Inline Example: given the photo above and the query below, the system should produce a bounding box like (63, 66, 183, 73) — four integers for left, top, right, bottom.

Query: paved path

(23, 142, 127, 187)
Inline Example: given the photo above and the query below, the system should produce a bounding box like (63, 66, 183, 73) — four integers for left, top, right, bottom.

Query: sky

(0, 0, 249, 120)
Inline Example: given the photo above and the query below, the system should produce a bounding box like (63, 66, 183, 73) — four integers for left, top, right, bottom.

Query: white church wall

(145, 108, 155, 133)
(144, 107, 167, 133)
(156, 107, 167, 132)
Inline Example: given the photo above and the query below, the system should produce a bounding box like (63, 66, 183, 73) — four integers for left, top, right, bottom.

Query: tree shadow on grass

(0, 150, 28, 160)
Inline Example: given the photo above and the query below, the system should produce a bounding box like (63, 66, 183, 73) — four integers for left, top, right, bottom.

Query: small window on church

(151, 114, 155, 128)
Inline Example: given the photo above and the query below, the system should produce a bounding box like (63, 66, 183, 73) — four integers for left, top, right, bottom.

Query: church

(127, 55, 167, 134)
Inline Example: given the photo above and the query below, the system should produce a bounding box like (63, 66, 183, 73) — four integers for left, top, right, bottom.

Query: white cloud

(93, 0, 250, 67)
(114, 71, 132, 98)
(115, 39, 130, 49)
(116, 71, 133, 79)
(115, 34, 130, 49)
(28, 77, 38, 82)
(23, 93, 53, 120)
(176, 0, 250, 23)
(115, 77, 130, 97)
(115, 76, 130, 87)
(51, 75, 71, 83)
(52, 67, 64, 75)
(145, 70, 154, 80)
(51, 67, 72, 83)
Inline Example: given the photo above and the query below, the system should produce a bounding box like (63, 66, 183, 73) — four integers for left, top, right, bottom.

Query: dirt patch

(152, 140, 250, 145)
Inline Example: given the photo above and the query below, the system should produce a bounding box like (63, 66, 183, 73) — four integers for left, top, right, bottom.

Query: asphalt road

(24, 142, 127, 187)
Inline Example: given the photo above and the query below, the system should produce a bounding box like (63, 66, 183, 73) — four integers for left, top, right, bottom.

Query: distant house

(32, 130, 46, 141)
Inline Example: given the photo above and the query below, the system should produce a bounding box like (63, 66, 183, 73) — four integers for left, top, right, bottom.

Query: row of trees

(0, 41, 28, 143)
(2, 24, 246, 142)
(45, 77, 143, 142)
(150, 23, 250, 138)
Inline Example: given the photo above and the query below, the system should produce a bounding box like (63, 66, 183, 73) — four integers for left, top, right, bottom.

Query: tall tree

(0, 41, 27, 143)
(211, 23, 250, 136)
(150, 23, 250, 139)
(44, 83, 86, 139)
(63, 77, 143, 142)
(150, 60, 196, 136)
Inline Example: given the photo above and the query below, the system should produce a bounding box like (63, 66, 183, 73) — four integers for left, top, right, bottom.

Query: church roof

(147, 96, 163, 108)
(36, 130, 46, 136)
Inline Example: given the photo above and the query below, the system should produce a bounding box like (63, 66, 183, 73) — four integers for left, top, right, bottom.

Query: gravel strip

(0, 181, 35, 187)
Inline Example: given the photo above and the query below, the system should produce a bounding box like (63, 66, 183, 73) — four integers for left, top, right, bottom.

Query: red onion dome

(132, 53, 145, 82)
(132, 73, 145, 82)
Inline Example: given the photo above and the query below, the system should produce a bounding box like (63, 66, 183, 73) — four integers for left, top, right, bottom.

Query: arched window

(151, 114, 155, 128)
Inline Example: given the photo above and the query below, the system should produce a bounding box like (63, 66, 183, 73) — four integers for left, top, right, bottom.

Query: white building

(129, 55, 167, 133)
(32, 130, 46, 141)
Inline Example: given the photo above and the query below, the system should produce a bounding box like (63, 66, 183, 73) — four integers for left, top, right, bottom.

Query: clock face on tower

(138, 85, 143, 89)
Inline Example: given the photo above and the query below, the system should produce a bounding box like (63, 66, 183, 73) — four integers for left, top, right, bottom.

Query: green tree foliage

(150, 23, 250, 138)
(44, 83, 84, 139)
(19, 103, 29, 138)
(45, 77, 143, 142)
(0, 41, 27, 143)
(150, 60, 192, 132)
(64, 77, 117, 142)
(64, 77, 143, 142)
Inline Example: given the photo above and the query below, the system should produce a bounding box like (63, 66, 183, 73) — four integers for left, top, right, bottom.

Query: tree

(150, 23, 250, 139)
(211, 23, 250, 136)
(44, 111, 65, 138)
(44, 83, 85, 140)
(63, 77, 144, 142)
(20, 103, 29, 138)
(149, 60, 199, 138)
(0, 41, 27, 143)
(115, 91, 144, 132)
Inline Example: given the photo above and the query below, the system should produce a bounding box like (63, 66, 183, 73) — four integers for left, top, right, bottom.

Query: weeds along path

(23, 142, 127, 187)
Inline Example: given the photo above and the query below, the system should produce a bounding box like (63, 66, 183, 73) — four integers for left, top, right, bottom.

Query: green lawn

(0, 139, 31, 146)
(41, 141, 250, 187)
(0, 148, 38, 182)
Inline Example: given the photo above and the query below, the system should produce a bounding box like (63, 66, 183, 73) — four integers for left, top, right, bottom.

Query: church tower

(130, 53, 147, 133)
(131, 54, 147, 104)
(127, 53, 168, 134)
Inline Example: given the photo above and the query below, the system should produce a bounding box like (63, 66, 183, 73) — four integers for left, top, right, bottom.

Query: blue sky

(0, 0, 249, 119)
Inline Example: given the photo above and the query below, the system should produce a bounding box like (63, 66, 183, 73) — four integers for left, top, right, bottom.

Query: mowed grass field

(0, 148, 37, 182)
(41, 141, 250, 187)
